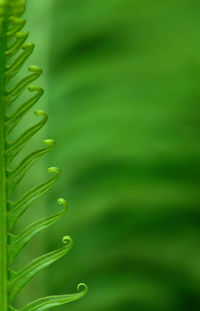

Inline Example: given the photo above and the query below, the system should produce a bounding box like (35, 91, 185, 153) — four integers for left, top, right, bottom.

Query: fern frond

(0, 1, 87, 310)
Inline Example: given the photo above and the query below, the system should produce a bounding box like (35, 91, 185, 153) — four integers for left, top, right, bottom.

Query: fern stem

(0, 5, 8, 310)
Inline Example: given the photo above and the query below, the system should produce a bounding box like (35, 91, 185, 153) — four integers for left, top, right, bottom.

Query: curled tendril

(43, 138, 56, 147)
(15, 30, 28, 39)
(57, 197, 68, 208)
(62, 235, 73, 246)
(28, 65, 41, 73)
(77, 283, 88, 293)
(57, 198, 68, 214)
(28, 84, 44, 96)
(57, 198, 68, 215)
(48, 166, 61, 175)
(34, 109, 47, 118)
(28, 64, 43, 74)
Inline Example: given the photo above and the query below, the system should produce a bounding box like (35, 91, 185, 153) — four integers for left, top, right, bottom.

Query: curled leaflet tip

(62, 235, 73, 246)
(57, 198, 68, 215)
(28, 85, 44, 94)
(77, 283, 88, 293)
(57, 198, 68, 208)
(47, 167, 61, 175)
(34, 109, 47, 117)
(43, 139, 56, 147)
(15, 30, 29, 38)
(28, 65, 43, 73)
(22, 42, 35, 49)
(10, 17, 26, 25)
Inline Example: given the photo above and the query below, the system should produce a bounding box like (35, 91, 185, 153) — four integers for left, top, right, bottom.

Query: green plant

(0, 1, 87, 310)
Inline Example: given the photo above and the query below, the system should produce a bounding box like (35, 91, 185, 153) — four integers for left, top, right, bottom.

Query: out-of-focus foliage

(19, 1, 200, 311)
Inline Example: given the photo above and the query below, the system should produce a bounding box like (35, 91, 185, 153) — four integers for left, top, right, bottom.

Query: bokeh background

(13, 1, 200, 310)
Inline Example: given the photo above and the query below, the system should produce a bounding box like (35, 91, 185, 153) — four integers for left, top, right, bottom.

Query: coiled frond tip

(62, 235, 73, 246)
(43, 139, 56, 147)
(47, 166, 61, 175)
(57, 197, 67, 207)
(77, 283, 88, 293)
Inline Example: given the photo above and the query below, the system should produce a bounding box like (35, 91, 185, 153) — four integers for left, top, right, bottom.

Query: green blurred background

(13, 0, 200, 310)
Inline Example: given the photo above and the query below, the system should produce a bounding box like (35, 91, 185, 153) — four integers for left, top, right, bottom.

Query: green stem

(0, 6, 8, 311)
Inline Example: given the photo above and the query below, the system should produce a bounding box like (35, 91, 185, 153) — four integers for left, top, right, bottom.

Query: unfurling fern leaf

(0, 1, 88, 310)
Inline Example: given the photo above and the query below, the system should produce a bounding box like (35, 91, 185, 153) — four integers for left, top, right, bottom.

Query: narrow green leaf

(8, 198, 67, 264)
(8, 167, 61, 229)
(5, 66, 43, 111)
(6, 139, 55, 195)
(6, 31, 29, 60)
(5, 110, 48, 164)
(19, 283, 88, 311)
(6, 17, 26, 38)
(8, 236, 73, 302)
(5, 42, 35, 84)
